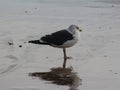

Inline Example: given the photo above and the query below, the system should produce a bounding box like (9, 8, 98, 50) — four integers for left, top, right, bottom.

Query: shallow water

(14, 0, 120, 4)
(96, 0, 120, 4)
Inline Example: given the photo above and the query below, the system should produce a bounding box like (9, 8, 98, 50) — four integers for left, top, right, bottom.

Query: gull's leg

(63, 48, 67, 68)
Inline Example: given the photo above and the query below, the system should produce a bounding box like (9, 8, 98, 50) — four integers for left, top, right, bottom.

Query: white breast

(57, 30, 80, 48)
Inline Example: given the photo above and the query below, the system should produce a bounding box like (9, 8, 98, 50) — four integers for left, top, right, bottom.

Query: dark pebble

(8, 42, 14, 45)
(19, 45, 22, 48)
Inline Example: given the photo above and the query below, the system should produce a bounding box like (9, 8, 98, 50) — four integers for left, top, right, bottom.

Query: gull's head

(68, 25, 82, 34)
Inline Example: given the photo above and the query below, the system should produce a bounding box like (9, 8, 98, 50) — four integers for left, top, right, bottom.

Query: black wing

(41, 30, 73, 45)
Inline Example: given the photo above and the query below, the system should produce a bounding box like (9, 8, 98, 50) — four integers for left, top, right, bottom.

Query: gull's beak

(78, 29, 82, 32)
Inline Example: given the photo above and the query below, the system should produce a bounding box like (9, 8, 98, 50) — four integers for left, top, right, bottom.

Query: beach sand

(0, 0, 120, 90)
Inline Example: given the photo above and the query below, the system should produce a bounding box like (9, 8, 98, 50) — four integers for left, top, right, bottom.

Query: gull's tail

(28, 40, 49, 45)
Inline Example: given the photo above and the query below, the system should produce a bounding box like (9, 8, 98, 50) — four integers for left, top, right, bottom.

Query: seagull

(28, 25, 82, 68)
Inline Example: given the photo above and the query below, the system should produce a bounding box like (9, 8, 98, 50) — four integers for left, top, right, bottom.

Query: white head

(68, 25, 82, 34)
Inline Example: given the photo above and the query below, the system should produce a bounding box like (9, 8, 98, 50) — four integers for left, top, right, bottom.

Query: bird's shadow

(29, 67, 82, 90)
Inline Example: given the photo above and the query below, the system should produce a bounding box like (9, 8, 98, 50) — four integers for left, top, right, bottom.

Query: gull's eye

(76, 27, 79, 29)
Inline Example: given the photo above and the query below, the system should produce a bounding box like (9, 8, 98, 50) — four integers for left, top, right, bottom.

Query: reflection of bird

(28, 25, 82, 68)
